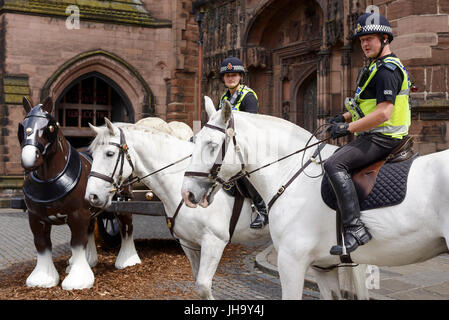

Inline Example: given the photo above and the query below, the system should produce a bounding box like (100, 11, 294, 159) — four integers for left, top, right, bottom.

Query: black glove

(329, 122, 350, 139)
(328, 114, 346, 124)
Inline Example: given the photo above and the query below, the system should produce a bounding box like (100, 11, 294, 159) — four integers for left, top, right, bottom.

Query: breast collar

(23, 141, 82, 204)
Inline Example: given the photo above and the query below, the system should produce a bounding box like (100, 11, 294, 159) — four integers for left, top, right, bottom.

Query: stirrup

(250, 205, 268, 229)
(250, 214, 268, 229)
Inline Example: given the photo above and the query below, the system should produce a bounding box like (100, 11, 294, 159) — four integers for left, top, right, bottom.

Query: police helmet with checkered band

(354, 12, 393, 43)
(219, 56, 246, 75)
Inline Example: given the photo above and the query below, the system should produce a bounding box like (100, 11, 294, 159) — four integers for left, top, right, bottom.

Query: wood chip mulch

(0, 239, 247, 300)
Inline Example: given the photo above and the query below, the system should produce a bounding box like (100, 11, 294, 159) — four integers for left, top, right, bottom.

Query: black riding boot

(238, 177, 268, 229)
(327, 171, 372, 256)
(249, 191, 269, 229)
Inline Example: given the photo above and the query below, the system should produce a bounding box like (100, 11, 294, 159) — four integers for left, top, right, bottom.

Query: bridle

(88, 127, 193, 194)
(18, 109, 59, 157)
(183, 116, 332, 208)
(184, 115, 247, 193)
(88, 127, 135, 194)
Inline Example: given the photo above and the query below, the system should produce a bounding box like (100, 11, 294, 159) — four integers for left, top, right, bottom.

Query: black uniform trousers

(323, 133, 403, 176)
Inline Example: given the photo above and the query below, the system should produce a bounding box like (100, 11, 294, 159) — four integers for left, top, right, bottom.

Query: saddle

(321, 136, 419, 211)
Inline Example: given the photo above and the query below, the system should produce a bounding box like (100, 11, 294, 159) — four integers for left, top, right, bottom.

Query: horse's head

(181, 96, 243, 208)
(85, 119, 134, 208)
(18, 96, 59, 170)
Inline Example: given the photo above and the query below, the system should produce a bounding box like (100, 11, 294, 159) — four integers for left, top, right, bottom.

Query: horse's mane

(229, 110, 315, 140)
(89, 122, 186, 152)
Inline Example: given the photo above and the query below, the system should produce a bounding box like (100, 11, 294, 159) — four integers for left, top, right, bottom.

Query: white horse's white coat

(85, 120, 270, 299)
(181, 97, 449, 299)
(168, 121, 194, 141)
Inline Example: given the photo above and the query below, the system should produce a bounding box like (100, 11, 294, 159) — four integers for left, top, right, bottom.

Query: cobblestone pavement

(0, 209, 319, 300)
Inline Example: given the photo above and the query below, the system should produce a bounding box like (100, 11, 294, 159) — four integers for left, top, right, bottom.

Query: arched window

(56, 73, 133, 148)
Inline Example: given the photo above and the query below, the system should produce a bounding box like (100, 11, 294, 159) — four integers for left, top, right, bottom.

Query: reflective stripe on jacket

(349, 57, 411, 139)
(219, 85, 258, 111)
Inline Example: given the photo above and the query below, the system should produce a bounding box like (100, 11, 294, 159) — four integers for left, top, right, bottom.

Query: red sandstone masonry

(1, 1, 200, 175)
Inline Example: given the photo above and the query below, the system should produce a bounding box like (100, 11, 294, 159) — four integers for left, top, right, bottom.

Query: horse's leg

(350, 264, 369, 300)
(66, 218, 98, 273)
(62, 212, 94, 290)
(86, 218, 98, 267)
(195, 234, 227, 300)
(26, 211, 60, 288)
(115, 213, 141, 269)
(277, 246, 312, 300)
(311, 268, 341, 300)
(180, 239, 201, 280)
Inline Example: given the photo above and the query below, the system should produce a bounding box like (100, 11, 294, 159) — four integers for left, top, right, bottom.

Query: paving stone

(388, 288, 447, 300)
(0, 209, 317, 300)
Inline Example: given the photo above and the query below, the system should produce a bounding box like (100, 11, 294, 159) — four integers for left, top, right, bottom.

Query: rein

(89, 127, 193, 194)
(88, 127, 199, 250)
(184, 115, 332, 192)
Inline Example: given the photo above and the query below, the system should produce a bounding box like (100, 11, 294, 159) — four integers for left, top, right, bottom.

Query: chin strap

(374, 33, 388, 60)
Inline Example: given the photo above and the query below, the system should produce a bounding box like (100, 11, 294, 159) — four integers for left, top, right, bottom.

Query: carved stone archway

(42, 50, 154, 119)
(244, 0, 323, 124)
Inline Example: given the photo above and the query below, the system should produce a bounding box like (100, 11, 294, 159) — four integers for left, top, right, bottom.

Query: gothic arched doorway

(296, 73, 317, 132)
(55, 72, 133, 148)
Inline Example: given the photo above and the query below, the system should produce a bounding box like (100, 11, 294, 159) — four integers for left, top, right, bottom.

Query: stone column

(317, 49, 331, 127)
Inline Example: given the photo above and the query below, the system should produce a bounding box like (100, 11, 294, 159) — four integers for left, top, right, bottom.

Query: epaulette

(382, 62, 397, 71)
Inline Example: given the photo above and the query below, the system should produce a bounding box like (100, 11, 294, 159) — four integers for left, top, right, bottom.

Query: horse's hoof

(115, 255, 141, 269)
(26, 272, 59, 288)
(61, 267, 94, 290)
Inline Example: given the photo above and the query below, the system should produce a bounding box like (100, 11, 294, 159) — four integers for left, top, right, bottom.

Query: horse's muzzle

(182, 190, 198, 208)
(21, 145, 42, 170)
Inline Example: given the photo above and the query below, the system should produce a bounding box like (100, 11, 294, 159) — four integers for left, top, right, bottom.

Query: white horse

(84, 118, 270, 299)
(83, 118, 192, 271)
(181, 97, 449, 299)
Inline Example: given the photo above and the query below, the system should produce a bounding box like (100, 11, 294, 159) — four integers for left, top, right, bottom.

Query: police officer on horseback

(217, 56, 268, 229)
(324, 12, 412, 255)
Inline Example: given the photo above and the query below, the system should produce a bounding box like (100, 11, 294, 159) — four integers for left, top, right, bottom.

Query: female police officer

(325, 12, 412, 255)
(217, 56, 268, 229)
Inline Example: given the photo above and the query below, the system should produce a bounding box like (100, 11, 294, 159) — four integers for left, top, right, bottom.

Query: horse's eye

(106, 151, 115, 157)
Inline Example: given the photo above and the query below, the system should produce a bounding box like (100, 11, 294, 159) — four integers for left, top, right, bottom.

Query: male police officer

(324, 12, 412, 255)
(217, 56, 268, 229)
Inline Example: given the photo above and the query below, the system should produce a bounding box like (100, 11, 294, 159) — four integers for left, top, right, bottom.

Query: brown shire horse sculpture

(18, 96, 141, 290)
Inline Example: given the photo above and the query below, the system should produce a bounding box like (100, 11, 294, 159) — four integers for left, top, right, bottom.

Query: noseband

(89, 127, 135, 193)
(184, 116, 246, 190)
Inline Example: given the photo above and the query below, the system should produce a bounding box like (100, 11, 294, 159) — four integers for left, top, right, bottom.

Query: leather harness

(87, 127, 196, 245)
(184, 115, 329, 242)
(89, 127, 135, 194)
(23, 141, 82, 203)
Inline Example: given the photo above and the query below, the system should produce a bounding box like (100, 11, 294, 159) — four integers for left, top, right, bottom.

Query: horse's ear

(41, 96, 53, 113)
(23, 96, 33, 113)
(221, 99, 232, 124)
(204, 96, 216, 120)
(104, 118, 119, 136)
(88, 123, 101, 135)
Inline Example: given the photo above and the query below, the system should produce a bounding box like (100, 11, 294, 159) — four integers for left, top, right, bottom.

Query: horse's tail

(339, 264, 369, 300)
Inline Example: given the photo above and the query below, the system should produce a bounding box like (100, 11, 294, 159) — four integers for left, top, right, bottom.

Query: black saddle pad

(321, 155, 418, 211)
